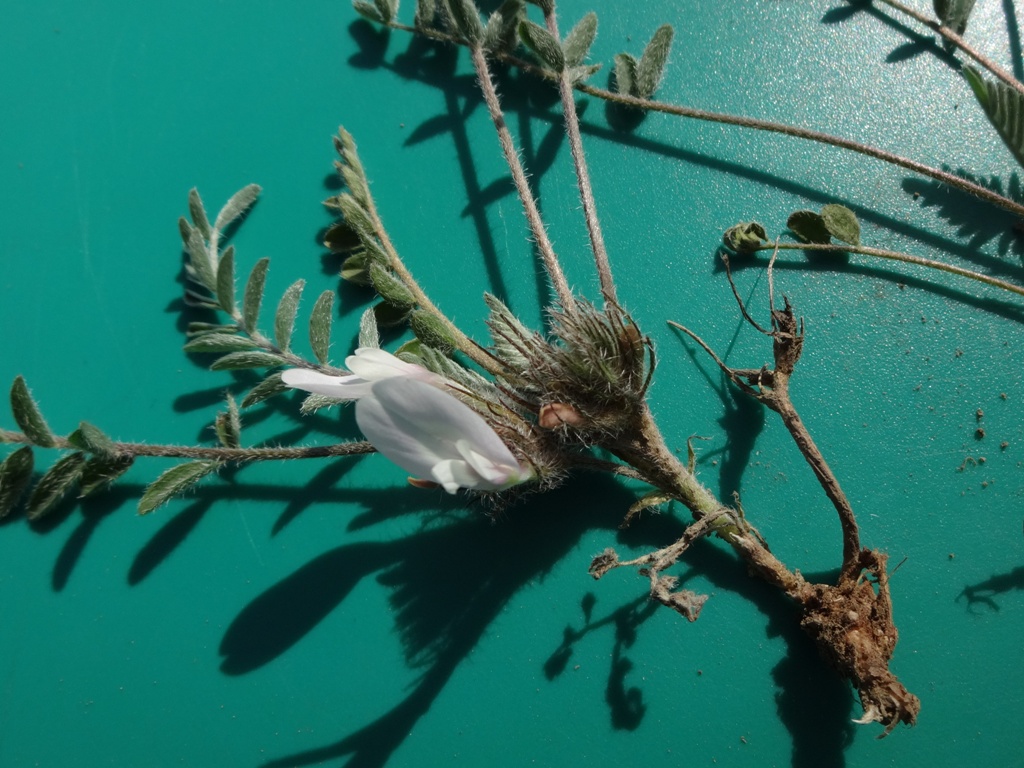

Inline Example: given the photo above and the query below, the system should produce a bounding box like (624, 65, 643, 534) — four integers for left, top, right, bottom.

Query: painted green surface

(1, 1, 1022, 766)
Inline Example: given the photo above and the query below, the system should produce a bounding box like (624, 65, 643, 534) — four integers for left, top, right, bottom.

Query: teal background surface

(2, 1, 1023, 766)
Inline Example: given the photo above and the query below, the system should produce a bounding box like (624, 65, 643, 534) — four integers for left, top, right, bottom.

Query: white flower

(280, 348, 436, 401)
(355, 376, 532, 494)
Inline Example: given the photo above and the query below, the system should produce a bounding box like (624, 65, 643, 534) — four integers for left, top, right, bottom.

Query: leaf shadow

(821, 0, 960, 70)
(902, 169, 1024, 264)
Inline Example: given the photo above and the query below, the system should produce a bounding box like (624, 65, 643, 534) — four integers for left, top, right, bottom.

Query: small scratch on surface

(238, 510, 265, 566)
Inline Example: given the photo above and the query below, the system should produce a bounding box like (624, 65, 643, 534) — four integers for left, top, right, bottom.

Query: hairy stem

(753, 241, 1024, 298)
(0, 429, 375, 461)
(360, 181, 505, 374)
(542, 2, 617, 305)
(468, 44, 576, 311)
(381, 20, 1024, 220)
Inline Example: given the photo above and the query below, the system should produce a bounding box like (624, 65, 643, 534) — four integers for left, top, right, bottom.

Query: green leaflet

(787, 210, 832, 244)
(483, 0, 524, 55)
(964, 66, 1024, 172)
(79, 454, 134, 497)
(215, 395, 242, 449)
(138, 461, 221, 515)
(446, 0, 484, 43)
(27, 451, 86, 520)
(243, 257, 271, 333)
(341, 252, 372, 285)
(369, 264, 415, 308)
(241, 372, 288, 409)
(216, 245, 236, 314)
(722, 221, 768, 253)
(309, 290, 335, 364)
(613, 53, 638, 97)
(183, 334, 262, 354)
(68, 421, 116, 457)
(210, 351, 286, 371)
(636, 24, 674, 99)
(274, 279, 306, 351)
(0, 446, 34, 519)
(373, 0, 398, 24)
(373, 300, 413, 329)
(933, 0, 976, 35)
(562, 12, 597, 68)
(213, 184, 260, 234)
(410, 310, 456, 353)
(519, 19, 564, 71)
(820, 204, 861, 246)
(358, 307, 380, 350)
(323, 222, 362, 253)
(337, 193, 375, 240)
(353, 0, 384, 22)
(10, 376, 55, 448)
(414, 0, 437, 28)
(188, 188, 212, 240)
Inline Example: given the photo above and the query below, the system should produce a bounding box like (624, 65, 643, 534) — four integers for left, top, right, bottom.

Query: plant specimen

(2, 0, 1023, 765)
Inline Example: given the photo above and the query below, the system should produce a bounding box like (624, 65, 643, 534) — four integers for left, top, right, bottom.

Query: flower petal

(345, 347, 435, 383)
(355, 377, 529, 492)
(280, 368, 372, 400)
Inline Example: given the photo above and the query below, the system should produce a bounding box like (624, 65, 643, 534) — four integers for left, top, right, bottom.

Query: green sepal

(0, 446, 34, 519)
(138, 461, 221, 515)
(10, 376, 55, 448)
(26, 451, 86, 520)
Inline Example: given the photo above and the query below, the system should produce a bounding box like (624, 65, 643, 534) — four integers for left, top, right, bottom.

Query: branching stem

(542, 2, 617, 305)
(468, 44, 576, 311)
